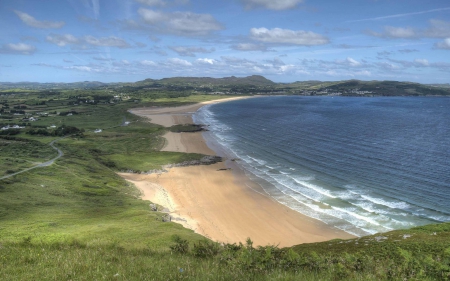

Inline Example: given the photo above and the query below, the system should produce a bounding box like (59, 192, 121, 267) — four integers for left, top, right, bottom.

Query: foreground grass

(1, 222, 449, 281)
(0, 242, 320, 281)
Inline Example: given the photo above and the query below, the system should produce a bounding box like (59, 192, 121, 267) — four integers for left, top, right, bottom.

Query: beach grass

(104, 151, 205, 172)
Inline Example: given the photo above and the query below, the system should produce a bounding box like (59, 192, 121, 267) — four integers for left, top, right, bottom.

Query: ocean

(193, 96, 450, 237)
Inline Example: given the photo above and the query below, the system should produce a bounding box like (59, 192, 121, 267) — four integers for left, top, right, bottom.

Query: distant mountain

(1, 76, 449, 96)
(285, 80, 450, 96)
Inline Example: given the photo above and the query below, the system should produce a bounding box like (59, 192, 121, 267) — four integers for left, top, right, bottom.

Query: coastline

(121, 97, 355, 246)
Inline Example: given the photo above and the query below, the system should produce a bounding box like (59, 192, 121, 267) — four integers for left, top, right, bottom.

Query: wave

(194, 97, 450, 236)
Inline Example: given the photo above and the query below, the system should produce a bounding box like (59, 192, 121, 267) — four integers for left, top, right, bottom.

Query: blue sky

(1, 0, 449, 83)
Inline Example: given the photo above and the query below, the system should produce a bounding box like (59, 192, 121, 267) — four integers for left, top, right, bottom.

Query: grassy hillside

(1, 223, 449, 280)
(0, 97, 212, 251)
(1, 90, 449, 280)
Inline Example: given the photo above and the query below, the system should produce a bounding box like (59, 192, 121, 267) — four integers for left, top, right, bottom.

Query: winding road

(0, 137, 65, 180)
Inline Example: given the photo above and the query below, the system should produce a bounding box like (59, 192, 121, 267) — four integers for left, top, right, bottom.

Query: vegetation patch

(104, 151, 206, 173)
(169, 123, 205, 133)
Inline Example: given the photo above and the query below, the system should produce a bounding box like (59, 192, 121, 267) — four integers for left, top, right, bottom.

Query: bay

(194, 96, 450, 236)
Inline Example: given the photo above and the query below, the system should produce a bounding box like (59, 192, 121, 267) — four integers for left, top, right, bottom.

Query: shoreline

(121, 97, 355, 246)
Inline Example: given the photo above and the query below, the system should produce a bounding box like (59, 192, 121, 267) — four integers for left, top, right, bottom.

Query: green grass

(0, 96, 211, 251)
(170, 124, 204, 133)
(2, 92, 450, 280)
(1, 223, 449, 280)
(0, 243, 325, 281)
(105, 151, 205, 172)
(0, 137, 58, 175)
(0, 143, 204, 248)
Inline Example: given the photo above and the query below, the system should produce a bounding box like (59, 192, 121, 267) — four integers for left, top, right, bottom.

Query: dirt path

(0, 137, 65, 180)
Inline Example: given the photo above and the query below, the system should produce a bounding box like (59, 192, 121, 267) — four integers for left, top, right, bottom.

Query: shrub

(169, 235, 189, 254)
(192, 239, 221, 258)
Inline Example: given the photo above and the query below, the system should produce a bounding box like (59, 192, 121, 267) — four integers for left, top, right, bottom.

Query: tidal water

(194, 96, 450, 236)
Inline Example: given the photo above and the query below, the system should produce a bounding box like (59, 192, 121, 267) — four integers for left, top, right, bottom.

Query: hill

(2, 76, 450, 96)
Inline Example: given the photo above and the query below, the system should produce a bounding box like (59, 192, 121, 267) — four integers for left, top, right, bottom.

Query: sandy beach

(121, 97, 354, 247)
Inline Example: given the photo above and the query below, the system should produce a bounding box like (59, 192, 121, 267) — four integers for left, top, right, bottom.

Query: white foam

(292, 179, 336, 198)
(360, 195, 411, 210)
(246, 155, 267, 165)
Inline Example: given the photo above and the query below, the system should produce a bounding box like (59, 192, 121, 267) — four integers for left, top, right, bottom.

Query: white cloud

(0, 43, 36, 55)
(14, 10, 65, 29)
(140, 60, 157, 66)
(196, 58, 216, 65)
(46, 34, 130, 49)
(368, 26, 417, 39)
(435, 38, 450, 50)
(299, 58, 375, 78)
(341, 57, 362, 67)
(414, 59, 429, 67)
(167, 58, 192, 66)
(377, 62, 402, 71)
(46, 34, 80, 46)
(241, 0, 303, 10)
(324, 69, 371, 77)
(278, 64, 295, 72)
(230, 43, 269, 51)
(387, 58, 450, 70)
(367, 20, 450, 40)
(66, 65, 95, 72)
(264, 58, 296, 73)
(250, 27, 329, 46)
(169, 46, 214, 57)
(84, 35, 130, 48)
(424, 19, 450, 38)
(137, 8, 223, 36)
(137, 9, 167, 24)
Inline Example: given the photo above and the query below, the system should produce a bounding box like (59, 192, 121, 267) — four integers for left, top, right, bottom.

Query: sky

(0, 0, 449, 83)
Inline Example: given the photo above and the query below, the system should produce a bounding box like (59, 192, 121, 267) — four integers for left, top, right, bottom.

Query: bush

(0, 129, 20, 136)
(169, 235, 189, 254)
(192, 239, 221, 258)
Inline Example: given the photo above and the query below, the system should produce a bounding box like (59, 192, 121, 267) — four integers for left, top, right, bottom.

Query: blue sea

(193, 96, 450, 237)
